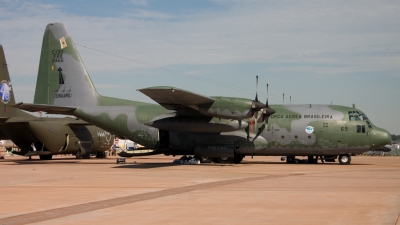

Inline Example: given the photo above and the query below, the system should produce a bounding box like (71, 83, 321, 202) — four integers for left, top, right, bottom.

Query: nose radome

(370, 127, 391, 149)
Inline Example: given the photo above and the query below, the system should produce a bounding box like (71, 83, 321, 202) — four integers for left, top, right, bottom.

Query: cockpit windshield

(360, 113, 368, 121)
(348, 111, 373, 128)
(348, 111, 364, 121)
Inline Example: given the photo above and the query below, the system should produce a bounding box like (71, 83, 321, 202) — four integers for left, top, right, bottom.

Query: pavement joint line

(0, 173, 296, 225)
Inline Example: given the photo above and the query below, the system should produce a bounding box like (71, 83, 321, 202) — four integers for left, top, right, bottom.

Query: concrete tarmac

(0, 155, 399, 225)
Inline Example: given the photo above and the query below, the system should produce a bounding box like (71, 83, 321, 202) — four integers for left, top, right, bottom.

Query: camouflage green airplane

(0, 44, 114, 160)
(14, 23, 391, 164)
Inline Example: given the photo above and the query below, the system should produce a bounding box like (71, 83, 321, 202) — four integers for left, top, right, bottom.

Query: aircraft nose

(370, 127, 391, 149)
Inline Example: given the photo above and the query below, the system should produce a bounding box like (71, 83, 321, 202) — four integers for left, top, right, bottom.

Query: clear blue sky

(1, 0, 399, 134)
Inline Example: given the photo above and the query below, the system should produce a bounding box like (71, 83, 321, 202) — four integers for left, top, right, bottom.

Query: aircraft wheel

(197, 156, 212, 163)
(39, 155, 53, 160)
(232, 155, 244, 164)
(338, 154, 351, 165)
(213, 156, 234, 164)
(286, 156, 297, 164)
(96, 152, 107, 158)
(307, 156, 318, 164)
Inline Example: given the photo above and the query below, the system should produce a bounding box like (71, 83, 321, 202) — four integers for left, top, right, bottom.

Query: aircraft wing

(4, 116, 91, 125)
(138, 86, 214, 110)
(12, 102, 77, 115)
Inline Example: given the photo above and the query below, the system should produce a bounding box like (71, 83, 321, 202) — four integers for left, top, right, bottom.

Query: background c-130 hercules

(14, 23, 391, 164)
(0, 44, 114, 160)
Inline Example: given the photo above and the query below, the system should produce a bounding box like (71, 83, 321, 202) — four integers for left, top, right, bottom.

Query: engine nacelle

(198, 97, 263, 120)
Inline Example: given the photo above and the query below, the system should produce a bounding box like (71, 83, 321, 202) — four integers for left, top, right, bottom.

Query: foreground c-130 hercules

(0, 44, 114, 160)
(14, 23, 391, 164)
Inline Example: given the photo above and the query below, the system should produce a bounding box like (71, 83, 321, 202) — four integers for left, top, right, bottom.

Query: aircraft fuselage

(71, 102, 390, 157)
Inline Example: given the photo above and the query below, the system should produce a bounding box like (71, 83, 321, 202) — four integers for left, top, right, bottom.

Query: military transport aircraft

(0, 44, 114, 160)
(14, 23, 392, 164)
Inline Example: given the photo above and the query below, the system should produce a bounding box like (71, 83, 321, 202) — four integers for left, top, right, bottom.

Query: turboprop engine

(197, 96, 266, 120)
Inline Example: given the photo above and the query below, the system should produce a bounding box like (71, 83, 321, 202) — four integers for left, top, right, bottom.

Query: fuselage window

(357, 125, 366, 133)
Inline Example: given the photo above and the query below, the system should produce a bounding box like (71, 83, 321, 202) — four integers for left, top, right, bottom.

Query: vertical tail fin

(34, 23, 100, 106)
(0, 45, 23, 117)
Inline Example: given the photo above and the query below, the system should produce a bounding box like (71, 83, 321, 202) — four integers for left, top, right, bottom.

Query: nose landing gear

(338, 154, 351, 165)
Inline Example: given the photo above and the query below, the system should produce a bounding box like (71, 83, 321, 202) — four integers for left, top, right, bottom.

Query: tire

(338, 154, 351, 165)
(197, 156, 212, 163)
(39, 154, 53, 160)
(307, 156, 318, 164)
(214, 157, 234, 164)
(232, 155, 244, 164)
(213, 155, 243, 164)
(96, 152, 106, 158)
(286, 156, 297, 164)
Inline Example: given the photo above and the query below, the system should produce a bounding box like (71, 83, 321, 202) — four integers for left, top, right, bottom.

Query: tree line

(391, 134, 400, 141)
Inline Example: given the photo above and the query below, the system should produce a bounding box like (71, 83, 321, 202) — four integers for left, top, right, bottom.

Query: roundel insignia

(305, 126, 314, 134)
(0, 80, 12, 104)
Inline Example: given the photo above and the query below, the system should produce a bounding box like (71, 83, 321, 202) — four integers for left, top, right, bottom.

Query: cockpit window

(360, 114, 368, 120)
(349, 111, 368, 121)
(349, 111, 360, 121)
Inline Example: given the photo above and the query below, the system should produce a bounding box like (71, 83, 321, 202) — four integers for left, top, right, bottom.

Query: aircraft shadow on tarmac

(3, 158, 372, 167)
(113, 163, 177, 169)
(6, 158, 118, 165)
(113, 162, 241, 169)
(241, 161, 372, 166)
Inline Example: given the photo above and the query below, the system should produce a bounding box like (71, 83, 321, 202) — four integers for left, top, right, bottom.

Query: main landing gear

(174, 155, 244, 164)
(212, 155, 244, 164)
(39, 154, 53, 160)
(284, 154, 352, 165)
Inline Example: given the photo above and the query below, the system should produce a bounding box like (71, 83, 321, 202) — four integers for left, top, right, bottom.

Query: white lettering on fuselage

(270, 114, 334, 119)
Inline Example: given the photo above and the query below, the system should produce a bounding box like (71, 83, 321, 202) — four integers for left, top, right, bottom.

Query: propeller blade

(255, 75, 259, 102)
(266, 84, 269, 107)
(261, 83, 275, 122)
(252, 76, 266, 110)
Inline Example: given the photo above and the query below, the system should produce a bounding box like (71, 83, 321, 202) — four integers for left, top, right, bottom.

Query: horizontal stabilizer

(138, 86, 214, 110)
(4, 116, 91, 125)
(13, 102, 76, 115)
(12, 150, 52, 156)
(0, 117, 9, 124)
